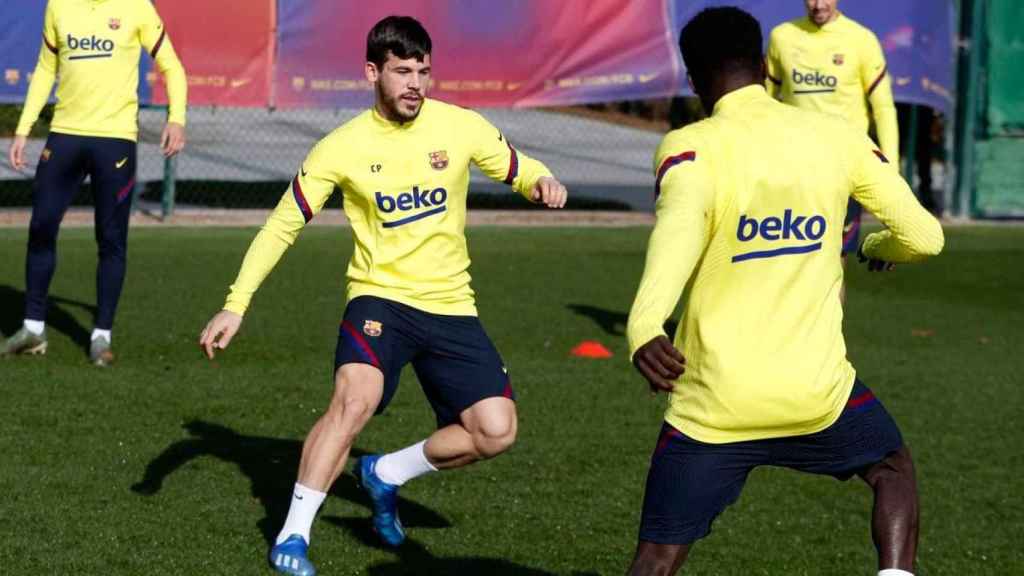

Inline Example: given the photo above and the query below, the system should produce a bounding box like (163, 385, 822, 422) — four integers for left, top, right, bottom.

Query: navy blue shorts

(638, 380, 903, 545)
(334, 296, 513, 427)
(842, 198, 862, 255)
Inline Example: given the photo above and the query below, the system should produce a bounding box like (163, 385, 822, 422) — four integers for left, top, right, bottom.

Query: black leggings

(25, 132, 136, 330)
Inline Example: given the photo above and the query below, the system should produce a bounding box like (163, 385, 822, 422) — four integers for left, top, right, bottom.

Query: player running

(767, 0, 899, 272)
(3, 0, 187, 365)
(198, 16, 566, 576)
(625, 7, 941, 576)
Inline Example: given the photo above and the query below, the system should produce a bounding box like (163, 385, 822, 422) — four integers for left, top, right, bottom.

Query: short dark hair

(679, 7, 763, 92)
(366, 16, 432, 68)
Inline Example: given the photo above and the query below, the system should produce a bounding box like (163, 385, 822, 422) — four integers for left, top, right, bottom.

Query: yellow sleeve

(626, 137, 713, 358)
(140, 0, 187, 126)
(15, 1, 59, 136)
(861, 32, 898, 164)
(765, 29, 783, 99)
(849, 134, 942, 263)
(467, 111, 553, 200)
(223, 142, 339, 315)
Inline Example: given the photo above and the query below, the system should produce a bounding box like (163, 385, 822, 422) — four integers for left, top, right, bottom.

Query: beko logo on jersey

(67, 34, 115, 59)
(732, 210, 826, 263)
(376, 186, 448, 228)
(792, 69, 837, 92)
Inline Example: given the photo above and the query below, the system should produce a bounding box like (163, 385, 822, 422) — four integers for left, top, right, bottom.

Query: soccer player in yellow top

(3, 0, 187, 365)
(767, 0, 899, 260)
(198, 16, 567, 576)
(625, 8, 941, 576)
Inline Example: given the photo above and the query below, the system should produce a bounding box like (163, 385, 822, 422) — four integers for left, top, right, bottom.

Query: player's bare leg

(859, 446, 919, 572)
(425, 396, 518, 468)
(270, 363, 383, 575)
(627, 542, 691, 576)
(355, 395, 517, 547)
(298, 363, 384, 488)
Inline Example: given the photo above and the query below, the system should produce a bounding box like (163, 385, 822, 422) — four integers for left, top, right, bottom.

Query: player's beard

(378, 85, 424, 123)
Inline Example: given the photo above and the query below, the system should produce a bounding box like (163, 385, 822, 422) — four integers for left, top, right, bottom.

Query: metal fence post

(903, 104, 918, 188)
(162, 154, 177, 220)
(954, 0, 986, 218)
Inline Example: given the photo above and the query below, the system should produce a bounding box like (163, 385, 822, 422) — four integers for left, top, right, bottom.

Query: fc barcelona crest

(429, 150, 449, 171)
(833, 53, 844, 66)
(363, 320, 383, 337)
(109, 18, 121, 30)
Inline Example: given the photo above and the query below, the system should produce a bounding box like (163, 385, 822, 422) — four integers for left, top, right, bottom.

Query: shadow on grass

(0, 284, 95, 349)
(131, 420, 450, 546)
(314, 525, 598, 576)
(567, 303, 677, 338)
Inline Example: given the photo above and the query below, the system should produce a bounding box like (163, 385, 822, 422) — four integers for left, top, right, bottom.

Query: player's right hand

(632, 335, 686, 393)
(199, 310, 243, 359)
(8, 135, 27, 171)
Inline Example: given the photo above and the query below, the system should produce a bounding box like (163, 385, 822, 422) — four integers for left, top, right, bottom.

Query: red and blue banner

(151, 0, 274, 107)
(0, 0, 954, 112)
(0, 2, 47, 103)
(274, 0, 680, 108)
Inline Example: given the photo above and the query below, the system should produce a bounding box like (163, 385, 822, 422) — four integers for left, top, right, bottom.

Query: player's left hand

(632, 335, 686, 394)
(161, 122, 186, 158)
(857, 245, 895, 272)
(530, 176, 568, 208)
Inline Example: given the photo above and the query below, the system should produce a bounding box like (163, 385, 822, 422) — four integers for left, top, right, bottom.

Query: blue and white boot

(355, 454, 406, 546)
(268, 534, 316, 575)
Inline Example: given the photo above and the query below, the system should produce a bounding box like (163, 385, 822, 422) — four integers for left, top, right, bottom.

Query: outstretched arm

(199, 145, 339, 358)
(627, 140, 713, 393)
(468, 111, 566, 207)
(849, 134, 942, 265)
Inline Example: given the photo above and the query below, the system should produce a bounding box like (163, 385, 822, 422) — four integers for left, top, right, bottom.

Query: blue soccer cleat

(268, 534, 316, 576)
(355, 454, 406, 546)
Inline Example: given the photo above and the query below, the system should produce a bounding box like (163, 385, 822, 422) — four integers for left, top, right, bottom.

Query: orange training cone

(571, 340, 613, 358)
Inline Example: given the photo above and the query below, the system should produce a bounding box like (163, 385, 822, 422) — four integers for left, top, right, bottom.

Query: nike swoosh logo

(300, 167, 307, 177)
(497, 132, 503, 142)
(115, 158, 128, 169)
(293, 493, 304, 500)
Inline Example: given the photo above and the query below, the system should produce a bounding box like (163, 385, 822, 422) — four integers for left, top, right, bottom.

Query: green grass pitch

(0, 224, 1021, 575)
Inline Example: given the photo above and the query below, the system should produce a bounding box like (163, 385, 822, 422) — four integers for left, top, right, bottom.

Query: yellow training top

(16, 0, 187, 141)
(766, 13, 899, 164)
(224, 98, 553, 317)
(627, 86, 942, 444)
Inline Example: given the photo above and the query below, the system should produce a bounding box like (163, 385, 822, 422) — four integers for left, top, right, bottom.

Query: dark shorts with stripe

(842, 198, 863, 255)
(334, 296, 513, 427)
(638, 380, 903, 545)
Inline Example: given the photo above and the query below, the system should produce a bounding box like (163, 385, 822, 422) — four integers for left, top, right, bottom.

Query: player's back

(664, 85, 869, 443)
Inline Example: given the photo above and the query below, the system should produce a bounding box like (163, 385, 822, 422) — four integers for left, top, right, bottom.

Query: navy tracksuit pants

(25, 132, 136, 330)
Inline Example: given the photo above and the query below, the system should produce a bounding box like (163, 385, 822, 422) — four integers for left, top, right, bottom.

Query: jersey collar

(712, 84, 770, 116)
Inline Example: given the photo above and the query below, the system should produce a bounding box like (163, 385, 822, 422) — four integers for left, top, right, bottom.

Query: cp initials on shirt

(376, 186, 449, 228)
(733, 210, 826, 263)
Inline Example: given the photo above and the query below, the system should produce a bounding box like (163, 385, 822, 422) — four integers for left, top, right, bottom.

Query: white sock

(879, 570, 914, 576)
(91, 329, 111, 342)
(374, 440, 438, 486)
(24, 320, 45, 335)
(275, 483, 327, 545)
